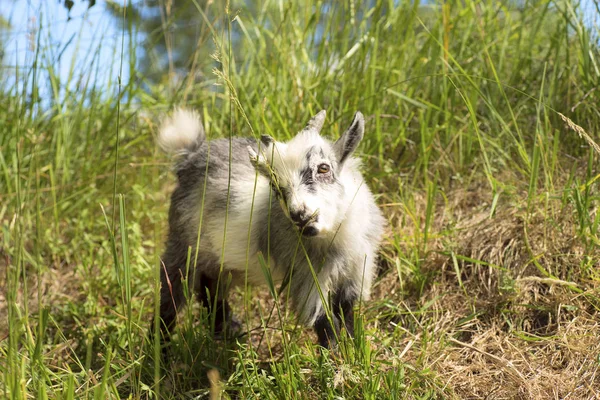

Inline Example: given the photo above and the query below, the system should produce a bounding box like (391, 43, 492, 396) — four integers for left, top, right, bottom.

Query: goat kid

(156, 109, 385, 348)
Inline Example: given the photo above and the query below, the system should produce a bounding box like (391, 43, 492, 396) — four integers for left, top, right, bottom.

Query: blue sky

(1, 0, 141, 100)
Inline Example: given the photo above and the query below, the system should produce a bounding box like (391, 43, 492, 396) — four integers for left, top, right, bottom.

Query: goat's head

(248, 110, 365, 237)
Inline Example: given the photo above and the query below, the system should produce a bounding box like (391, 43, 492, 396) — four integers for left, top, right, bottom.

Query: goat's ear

(307, 110, 327, 132)
(300, 110, 326, 135)
(260, 134, 274, 147)
(334, 111, 364, 166)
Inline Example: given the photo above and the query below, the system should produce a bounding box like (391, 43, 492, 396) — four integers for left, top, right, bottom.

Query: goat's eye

(317, 164, 330, 174)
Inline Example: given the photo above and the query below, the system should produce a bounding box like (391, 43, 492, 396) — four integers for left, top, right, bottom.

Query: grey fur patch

(173, 137, 258, 211)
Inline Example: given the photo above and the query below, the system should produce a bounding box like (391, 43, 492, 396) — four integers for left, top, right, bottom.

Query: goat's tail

(158, 108, 205, 153)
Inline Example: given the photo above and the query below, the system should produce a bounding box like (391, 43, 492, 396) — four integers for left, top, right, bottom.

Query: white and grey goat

(156, 109, 385, 348)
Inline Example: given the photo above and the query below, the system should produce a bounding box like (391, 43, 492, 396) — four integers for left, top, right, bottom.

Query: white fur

(158, 108, 204, 152)
(204, 176, 280, 286)
(245, 127, 383, 325)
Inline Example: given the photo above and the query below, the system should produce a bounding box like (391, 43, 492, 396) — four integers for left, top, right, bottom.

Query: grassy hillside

(1, 0, 600, 398)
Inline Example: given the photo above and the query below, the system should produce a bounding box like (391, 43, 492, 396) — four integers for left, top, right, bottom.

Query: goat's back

(170, 137, 282, 284)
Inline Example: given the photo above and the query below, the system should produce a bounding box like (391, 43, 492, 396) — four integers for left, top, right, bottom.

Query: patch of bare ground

(374, 182, 600, 399)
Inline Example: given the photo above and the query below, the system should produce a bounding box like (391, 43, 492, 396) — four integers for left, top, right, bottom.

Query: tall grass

(1, 0, 599, 398)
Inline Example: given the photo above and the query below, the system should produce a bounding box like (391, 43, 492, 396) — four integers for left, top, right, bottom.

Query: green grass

(2, 0, 600, 398)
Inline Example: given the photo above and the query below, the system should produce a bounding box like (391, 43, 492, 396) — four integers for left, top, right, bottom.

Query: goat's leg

(153, 255, 187, 345)
(194, 273, 236, 336)
(313, 283, 357, 349)
(333, 284, 357, 339)
(314, 310, 340, 348)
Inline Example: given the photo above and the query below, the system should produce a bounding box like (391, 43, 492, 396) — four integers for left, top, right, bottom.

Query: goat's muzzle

(290, 210, 319, 236)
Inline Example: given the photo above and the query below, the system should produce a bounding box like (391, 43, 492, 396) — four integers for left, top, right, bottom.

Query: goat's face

(249, 110, 365, 237)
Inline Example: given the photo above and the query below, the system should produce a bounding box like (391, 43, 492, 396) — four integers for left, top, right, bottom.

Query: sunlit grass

(1, 0, 600, 398)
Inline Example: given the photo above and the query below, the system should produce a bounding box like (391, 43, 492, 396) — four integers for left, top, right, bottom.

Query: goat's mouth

(292, 219, 319, 236)
(300, 225, 319, 237)
(288, 209, 320, 237)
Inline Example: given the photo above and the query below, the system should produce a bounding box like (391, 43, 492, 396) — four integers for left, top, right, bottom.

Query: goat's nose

(290, 210, 309, 227)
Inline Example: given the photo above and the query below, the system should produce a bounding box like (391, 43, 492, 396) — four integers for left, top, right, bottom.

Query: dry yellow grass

(372, 178, 600, 399)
